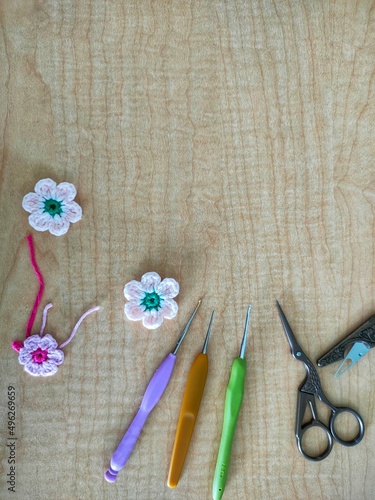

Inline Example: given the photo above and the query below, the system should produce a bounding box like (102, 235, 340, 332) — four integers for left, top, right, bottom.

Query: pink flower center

(31, 347, 49, 364)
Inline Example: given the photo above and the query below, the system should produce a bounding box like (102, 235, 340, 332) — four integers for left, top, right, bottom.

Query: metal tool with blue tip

(276, 301, 365, 461)
(317, 314, 375, 378)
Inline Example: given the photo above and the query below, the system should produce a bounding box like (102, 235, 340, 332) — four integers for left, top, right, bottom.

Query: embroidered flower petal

(24, 362, 46, 376)
(55, 182, 77, 202)
(48, 215, 71, 236)
(124, 280, 146, 300)
(39, 333, 59, 350)
(38, 360, 60, 376)
(28, 211, 52, 232)
(25, 360, 59, 377)
(160, 298, 178, 320)
(125, 301, 146, 321)
(48, 349, 64, 365)
(62, 201, 82, 223)
(141, 272, 162, 293)
(34, 178, 57, 199)
(22, 193, 44, 213)
(157, 278, 179, 299)
(18, 349, 33, 365)
(142, 310, 165, 330)
(23, 334, 43, 350)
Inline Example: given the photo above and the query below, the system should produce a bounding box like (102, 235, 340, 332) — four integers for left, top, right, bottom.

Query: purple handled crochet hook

(105, 299, 202, 483)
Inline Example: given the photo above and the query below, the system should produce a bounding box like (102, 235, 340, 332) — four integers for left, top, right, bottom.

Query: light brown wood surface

(1, 1, 374, 499)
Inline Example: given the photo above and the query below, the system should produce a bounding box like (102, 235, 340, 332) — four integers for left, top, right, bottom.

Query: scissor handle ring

(330, 407, 365, 446)
(297, 420, 333, 462)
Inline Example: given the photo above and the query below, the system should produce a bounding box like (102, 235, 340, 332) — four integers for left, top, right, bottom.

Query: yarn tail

(25, 234, 45, 338)
(59, 306, 100, 349)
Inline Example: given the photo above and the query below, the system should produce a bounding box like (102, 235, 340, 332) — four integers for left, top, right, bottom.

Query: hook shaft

(172, 299, 202, 355)
(202, 310, 215, 354)
(239, 305, 252, 359)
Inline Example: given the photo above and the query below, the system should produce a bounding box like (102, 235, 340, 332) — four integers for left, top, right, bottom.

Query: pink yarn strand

(25, 234, 45, 338)
(59, 306, 100, 349)
(40, 303, 53, 337)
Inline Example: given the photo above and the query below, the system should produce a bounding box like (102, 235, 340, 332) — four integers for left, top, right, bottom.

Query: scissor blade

(276, 301, 305, 359)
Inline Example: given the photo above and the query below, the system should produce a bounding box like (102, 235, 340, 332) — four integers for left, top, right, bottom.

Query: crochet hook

(212, 305, 252, 500)
(104, 299, 202, 483)
(167, 310, 215, 488)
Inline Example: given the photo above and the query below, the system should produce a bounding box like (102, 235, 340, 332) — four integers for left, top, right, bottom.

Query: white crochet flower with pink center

(13, 302, 100, 377)
(124, 272, 179, 330)
(22, 178, 82, 236)
(18, 334, 64, 377)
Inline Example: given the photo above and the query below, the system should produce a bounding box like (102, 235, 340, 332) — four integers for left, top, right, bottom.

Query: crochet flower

(18, 334, 64, 377)
(124, 272, 179, 329)
(12, 302, 100, 377)
(22, 178, 82, 236)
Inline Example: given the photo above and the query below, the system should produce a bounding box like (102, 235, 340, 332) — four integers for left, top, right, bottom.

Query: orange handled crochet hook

(167, 311, 215, 488)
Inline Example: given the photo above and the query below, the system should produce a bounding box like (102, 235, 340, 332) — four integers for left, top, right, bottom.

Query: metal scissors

(276, 301, 365, 461)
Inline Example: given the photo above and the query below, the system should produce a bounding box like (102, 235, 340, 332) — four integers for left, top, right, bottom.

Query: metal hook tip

(239, 305, 252, 359)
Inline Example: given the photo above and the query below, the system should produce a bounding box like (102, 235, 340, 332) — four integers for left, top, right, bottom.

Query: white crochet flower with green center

(124, 272, 179, 330)
(22, 178, 82, 236)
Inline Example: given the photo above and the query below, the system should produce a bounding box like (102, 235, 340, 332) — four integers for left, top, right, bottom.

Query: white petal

(140, 272, 161, 293)
(142, 310, 164, 330)
(160, 298, 178, 320)
(34, 178, 57, 199)
(23, 335, 43, 350)
(156, 278, 179, 299)
(22, 193, 44, 213)
(55, 182, 77, 202)
(39, 360, 60, 376)
(39, 334, 58, 350)
(24, 362, 45, 376)
(48, 349, 64, 365)
(48, 215, 70, 236)
(18, 349, 32, 365)
(62, 201, 82, 223)
(124, 280, 145, 300)
(125, 301, 146, 321)
(28, 211, 52, 232)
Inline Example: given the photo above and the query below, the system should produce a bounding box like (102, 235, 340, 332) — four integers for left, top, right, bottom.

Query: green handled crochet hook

(212, 305, 251, 500)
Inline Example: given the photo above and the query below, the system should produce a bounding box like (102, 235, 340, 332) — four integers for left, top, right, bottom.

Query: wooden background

(1, 1, 374, 499)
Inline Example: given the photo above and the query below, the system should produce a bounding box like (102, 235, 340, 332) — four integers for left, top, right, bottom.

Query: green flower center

(141, 291, 162, 311)
(43, 198, 63, 217)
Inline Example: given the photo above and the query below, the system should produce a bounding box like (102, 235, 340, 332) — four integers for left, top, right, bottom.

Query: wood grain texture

(0, 1, 374, 499)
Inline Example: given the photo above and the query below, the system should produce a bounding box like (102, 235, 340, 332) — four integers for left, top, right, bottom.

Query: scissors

(276, 301, 365, 461)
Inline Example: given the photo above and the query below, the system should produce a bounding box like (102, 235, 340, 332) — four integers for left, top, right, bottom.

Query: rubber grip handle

(167, 353, 208, 488)
(105, 353, 177, 481)
(140, 353, 177, 413)
(212, 357, 246, 500)
(108, 407, 148, 475)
